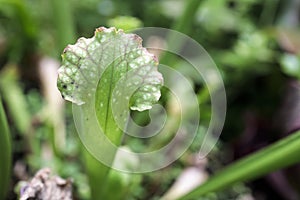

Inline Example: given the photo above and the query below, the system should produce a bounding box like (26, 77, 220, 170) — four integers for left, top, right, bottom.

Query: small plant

(57, 27, 300, 200)
(1, 0, 300, 199)
(57, 27, 163, 199)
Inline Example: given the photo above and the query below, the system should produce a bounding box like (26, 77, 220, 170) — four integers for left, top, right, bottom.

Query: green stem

(179, 130, 300, 199)
(50, 0, 75, 52)
(83, 149, 112, 200)
(0, 96, 12, 199)
(172, 0, 202, 34)
(0, 67, 30, 135)
(161, 0, 202, 67)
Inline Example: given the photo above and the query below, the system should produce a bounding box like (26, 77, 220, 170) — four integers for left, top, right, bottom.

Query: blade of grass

(0, 96, 12, 199)
(178, 130, 300, 199)
(0, 66, 31, 135)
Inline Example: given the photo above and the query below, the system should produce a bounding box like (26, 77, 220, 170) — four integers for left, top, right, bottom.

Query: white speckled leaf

(57, 27, 163, 110)
(57, 27, 163, 142)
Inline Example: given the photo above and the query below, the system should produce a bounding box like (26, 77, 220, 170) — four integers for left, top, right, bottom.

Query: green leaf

(58, 27, 162, 107)
(57, 27, 163, 199)
(0, 96, 12, 199)
(178, 130, 300, 199)
(58, 27, 162, 143)
(107, 16, 143, 31)
(280, 53, 300, 79)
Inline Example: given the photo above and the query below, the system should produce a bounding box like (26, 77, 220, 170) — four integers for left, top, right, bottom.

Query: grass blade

(0, 96, 12, 199)
(179, 130, 300, 199)
(0, 67, 30, 135)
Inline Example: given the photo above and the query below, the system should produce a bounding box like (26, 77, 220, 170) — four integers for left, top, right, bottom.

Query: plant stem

(50, 0, 75, 52)
(0, 96, 12, 199)
(172, 0, 202, 34)
(161, 0, 202, 67)
(179, 130, 300, 199)
(0, 66, 30, 135)
(83, 149, 111, 200)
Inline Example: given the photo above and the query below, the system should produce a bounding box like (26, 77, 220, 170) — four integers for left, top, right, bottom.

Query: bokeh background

(0, 0, 300, 199)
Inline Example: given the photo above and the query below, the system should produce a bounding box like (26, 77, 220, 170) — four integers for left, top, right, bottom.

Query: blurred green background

(0, 0, 300, 199)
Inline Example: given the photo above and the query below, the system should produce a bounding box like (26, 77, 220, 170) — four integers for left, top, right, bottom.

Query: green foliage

(0, 96, 12, 199)
(107, 16, 143, 31)
(280, 53, 300, 79)
(57, 26, 162, 140)
(57, 27, 163, 199)
(1, 0, 300, 199)
(179, 130, 300, 199)
(50, 0, 75, 52)
(0, 66, 30, 135)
